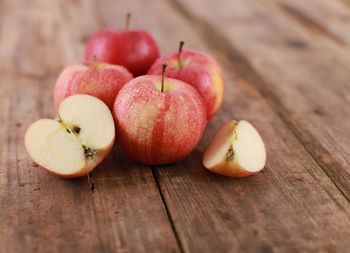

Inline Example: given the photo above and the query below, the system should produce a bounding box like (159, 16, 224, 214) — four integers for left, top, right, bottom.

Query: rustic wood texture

(173, 0, 350, 201)
(1, 0, 350, 252)
(0, 1, 179, 253)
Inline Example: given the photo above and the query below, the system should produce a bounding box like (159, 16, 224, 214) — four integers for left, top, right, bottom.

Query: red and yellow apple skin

(207, 158, 256, 178)
(85, 28, 160, 76)
(148, 50, 224, 121)
(113, 75, 207, 165)
(53, 62, 133, 111)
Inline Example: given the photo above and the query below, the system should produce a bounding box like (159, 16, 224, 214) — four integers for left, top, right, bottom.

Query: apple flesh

(53, 61, 133, 110)
(85, 27, 159, 76)
(113, 75, 207, 165)
(203, 120, 266, 178)
(25, 95, 115, 178)
(148, 49, 224, 121)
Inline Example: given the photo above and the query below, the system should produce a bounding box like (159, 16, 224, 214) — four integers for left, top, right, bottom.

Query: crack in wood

(151, 167, 185, 253)
(87, 173, 96, 193)
(285, 39, 308, 49)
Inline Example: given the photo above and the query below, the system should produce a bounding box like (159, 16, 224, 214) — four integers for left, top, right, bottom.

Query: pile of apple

(25, 15, 266, 178)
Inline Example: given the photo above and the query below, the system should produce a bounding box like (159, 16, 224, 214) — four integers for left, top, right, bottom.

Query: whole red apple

(113, 64, 207, 165)
(148, 42, 224, 121)
(85, 14, 160, 76)
(53, 60, 133, 110)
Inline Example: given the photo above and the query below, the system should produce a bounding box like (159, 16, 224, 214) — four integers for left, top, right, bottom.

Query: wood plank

(99, 0, 350, 252)
(0, 1, 179, 252)
(271, 0, 350, 46)
(169, 0, 350, 201)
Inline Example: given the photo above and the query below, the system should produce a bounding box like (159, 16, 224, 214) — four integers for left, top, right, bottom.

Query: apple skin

(113, 75, 207, 165)
(148, 50, 224, 121)
(53, 62, 133, 111)
(207, 158, 256, 178)
(85, 28, 160, 76)
(25, 121, 115, 178)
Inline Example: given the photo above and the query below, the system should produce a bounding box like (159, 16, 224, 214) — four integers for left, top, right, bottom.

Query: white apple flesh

(203, 120, 266, 178)
(25, 94, 115, 178)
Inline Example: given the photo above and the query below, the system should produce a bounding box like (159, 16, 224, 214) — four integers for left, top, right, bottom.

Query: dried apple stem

(125, 13, 131, 30)
(161, 63, 167, 92)
(178, 41, 185, 68)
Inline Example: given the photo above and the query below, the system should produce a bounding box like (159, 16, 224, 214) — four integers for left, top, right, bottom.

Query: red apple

(85, 14, 160, 76)
(53, 59, 133, 110)
(25, 95, 116, 178)
(113, 64, 207, 165)
(148, 41, 224, 121)
(203, 120, 266, 178)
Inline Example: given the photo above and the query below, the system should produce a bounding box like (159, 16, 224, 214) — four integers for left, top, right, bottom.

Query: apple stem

(126, 13, 131, 30)
(93, 54, 98, 69)
(178, 41, 185, 68)
(161, 63, 167, 92)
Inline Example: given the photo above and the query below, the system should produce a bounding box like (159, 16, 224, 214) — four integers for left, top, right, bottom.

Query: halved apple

(25, 94, 115, 178)
(203, 120, 266, 178)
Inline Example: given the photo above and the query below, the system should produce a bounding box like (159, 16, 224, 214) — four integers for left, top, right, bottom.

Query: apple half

(203, 120, 266, 178)
(25, 94, 115, 178)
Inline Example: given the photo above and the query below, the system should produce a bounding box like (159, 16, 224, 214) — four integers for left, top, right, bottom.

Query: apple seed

(72, 126, 81, 134)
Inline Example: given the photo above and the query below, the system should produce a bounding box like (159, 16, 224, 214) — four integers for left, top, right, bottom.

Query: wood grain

(2, 0, 350, 252)
(0, 1, 179, 252)
(94, 0, 350, 252)
(274, 0, 350, 45)
(170, 0, 350, 202)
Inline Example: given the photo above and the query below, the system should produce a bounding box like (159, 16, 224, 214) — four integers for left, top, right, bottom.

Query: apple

(25, 95, 115, 178)
(148, 41, 224, 121)
(113, 63, 207, 165)
(203, 120, 266, 178)
(53, 59, 133, 110)
(85, 14, 160, 76)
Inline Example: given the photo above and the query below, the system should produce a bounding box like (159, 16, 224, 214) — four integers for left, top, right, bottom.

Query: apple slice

(25, 94, 115, 178)
(203, 120, 266, 178)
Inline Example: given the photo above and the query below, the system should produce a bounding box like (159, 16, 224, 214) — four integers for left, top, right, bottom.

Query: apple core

(25, 95, 115, 177)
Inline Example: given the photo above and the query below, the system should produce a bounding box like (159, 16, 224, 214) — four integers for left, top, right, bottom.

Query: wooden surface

(1, 0, 350, 252)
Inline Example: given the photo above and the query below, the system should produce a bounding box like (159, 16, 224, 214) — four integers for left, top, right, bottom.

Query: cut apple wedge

(203, 120, 266, 178)
(25, 94, 115, 178)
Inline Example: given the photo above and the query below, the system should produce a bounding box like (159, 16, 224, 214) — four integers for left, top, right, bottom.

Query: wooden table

(1, 0, 350, 252)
